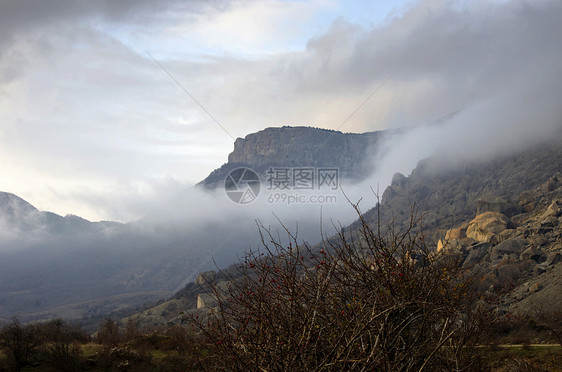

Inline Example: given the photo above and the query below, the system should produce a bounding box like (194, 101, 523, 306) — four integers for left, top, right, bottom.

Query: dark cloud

(0, 0, 229, 79)
(0, 0, 181, 35)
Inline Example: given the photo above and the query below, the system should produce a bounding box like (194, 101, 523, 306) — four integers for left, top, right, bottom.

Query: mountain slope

(361, 140, 562, 243)
(129, 136, 562, 327)
(0, 126, 389, 323)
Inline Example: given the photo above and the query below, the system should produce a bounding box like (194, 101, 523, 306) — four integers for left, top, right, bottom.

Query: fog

(1, 0, 560, 222)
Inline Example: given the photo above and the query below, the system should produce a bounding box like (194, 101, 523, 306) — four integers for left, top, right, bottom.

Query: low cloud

(2, 0, 561, 221)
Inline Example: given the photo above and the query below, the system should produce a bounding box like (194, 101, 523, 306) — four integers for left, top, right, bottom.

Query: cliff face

(201, 126, 386, 188)
(228, 126, 381, 170)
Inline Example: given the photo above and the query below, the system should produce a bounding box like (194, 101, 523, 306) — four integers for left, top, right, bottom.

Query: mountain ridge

(0, 191, 122, 235)
(199, 126, 389, 188)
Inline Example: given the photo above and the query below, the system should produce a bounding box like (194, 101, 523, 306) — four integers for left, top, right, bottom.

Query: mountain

(0, 192, 38, 218)
(352, 137, 562, 314)
(1, 125, 560, 329)
(0, 126, 388, 326)
(199, 126, 388, 188)
(0, 191, 120, 235)
(365, 140, 562, 244)
(125, 134, 562, 328)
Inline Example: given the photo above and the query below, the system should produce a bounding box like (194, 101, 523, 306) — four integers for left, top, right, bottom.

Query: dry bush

(0, 317, 41, 371)
(185, 203, 491, 371)
(532, 310, 562, 346)
(491, 310, 562, 346)
(91, 346, 145, 371)
(96, 318, 122, 347)
(37, 319, 87, 371)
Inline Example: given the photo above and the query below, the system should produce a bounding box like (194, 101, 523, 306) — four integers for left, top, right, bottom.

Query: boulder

(535, 226, 554, 235)
(464, 242, 492, 266)
(197, 293, 218, 309)
(437, 239, 446, 252)
(445, 227, 467, 240)
(196, 271, 216, 286)
(520, 246, 544, 262)
(466, 212, 509, 243)
(492, 238, 527, 260)
(477, 196, 520, 216)
(542, 200, 562, 219)
(437, 236, 474, 252)
(496, 263, 522, 283)
(534, 265, 547, 276)
(543, 174, 560, 192)
(528, 234, 549, 247)
(528, 282, 542, 293)
(539, 216, 558, 228)
(544, 252, 562, 266)
(497, 229, 516, 243)
(437, 238, 460, 252)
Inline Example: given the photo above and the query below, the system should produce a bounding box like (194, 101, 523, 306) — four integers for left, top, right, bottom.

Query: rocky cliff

(200, 126, 387, 188)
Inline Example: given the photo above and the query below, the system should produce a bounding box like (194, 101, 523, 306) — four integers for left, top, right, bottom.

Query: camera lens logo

(224, 167, 261, 204)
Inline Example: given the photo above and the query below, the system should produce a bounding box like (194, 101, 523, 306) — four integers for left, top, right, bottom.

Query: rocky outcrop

(196, 271, 216, 286)
(228, 126, 381, 169)
(476, 196, 520, 216)
(437, 225, 474, 252)
(466, 212, 509, 244)
(433, 174, 562, 315)
(197, 293, 218, 309)
(200, 126, 388, 188)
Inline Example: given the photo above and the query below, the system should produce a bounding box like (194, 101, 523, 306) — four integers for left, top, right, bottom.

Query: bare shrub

(0, 317, 41, 371)
(92, 346, 144, 371)
(96, 318, 122, 347)
(37, 319, 87, 372)
(185, 203, 490, 371)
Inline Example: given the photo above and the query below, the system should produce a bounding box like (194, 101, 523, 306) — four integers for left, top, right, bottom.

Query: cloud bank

(0, 0, 560, 222)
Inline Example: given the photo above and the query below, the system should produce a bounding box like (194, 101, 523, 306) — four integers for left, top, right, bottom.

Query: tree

(186, 203, 490, 371)
(0, 317, 41, 371)
(38, 319, 86, 372)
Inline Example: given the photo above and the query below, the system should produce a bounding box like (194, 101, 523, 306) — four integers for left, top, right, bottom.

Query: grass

(481, 345, 562, 371)
(1, 341, 560, 371)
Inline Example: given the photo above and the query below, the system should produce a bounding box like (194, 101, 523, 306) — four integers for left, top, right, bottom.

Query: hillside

(1, 126, 559, 329)
(0, 126, 388, 325)
(126, 137, 562, 328)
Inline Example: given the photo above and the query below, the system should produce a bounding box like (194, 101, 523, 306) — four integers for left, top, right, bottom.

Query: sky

(0, 0, 561, 222)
